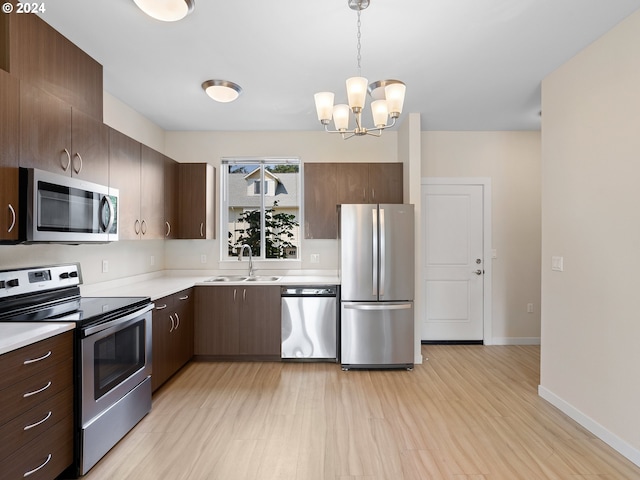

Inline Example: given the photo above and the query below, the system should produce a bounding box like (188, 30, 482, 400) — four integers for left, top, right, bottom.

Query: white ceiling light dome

(133, 0, 195, 22)
(202, 80, 242, 103)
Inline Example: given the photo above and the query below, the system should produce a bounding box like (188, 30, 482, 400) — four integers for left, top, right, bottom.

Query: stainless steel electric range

(0, 264, 154, 476)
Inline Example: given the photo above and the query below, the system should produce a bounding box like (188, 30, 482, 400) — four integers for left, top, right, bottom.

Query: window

(222, 158, 300, 260)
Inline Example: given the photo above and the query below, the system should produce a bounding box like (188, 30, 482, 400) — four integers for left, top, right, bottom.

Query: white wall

(421, 131, 542, 344)
(539, 10, 640, 465)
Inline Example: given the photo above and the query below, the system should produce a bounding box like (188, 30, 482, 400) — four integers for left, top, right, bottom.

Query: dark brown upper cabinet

(178, 163, 216, 239)
(0, 4, 103, 120)
(0, 70, 20, 242)
(19, 82, 108, 182)
(304, 162, 403, 239)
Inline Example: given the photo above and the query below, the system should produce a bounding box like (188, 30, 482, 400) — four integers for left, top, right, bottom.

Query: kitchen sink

(204, 275, 281, 282)
(205, 275, 249, 282)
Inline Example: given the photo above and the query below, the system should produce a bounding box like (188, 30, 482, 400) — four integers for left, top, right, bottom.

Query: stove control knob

(69, 271, 78, 278)
(0, 280, 5, 289)
(6, 278, 19, 288)
(60, 272, 70, 279)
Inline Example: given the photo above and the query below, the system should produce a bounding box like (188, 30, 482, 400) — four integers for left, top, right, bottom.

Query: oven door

(80, 305, 152, 426)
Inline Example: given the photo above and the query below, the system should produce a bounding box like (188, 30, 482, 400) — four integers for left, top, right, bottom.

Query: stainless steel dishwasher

(281, 286, 338, 361)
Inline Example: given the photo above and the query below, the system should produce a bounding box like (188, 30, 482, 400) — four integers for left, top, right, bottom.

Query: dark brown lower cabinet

(194, 285, 281, 360)
(0, 331, 74, 479)
(151, 288, 194, 392)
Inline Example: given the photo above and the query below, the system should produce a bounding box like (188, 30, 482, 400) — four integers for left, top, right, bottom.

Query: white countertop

(80, 270, 340, 300)
(0, 322, 75, 356)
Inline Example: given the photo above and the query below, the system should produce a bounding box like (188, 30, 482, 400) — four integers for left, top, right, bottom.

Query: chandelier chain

(356, 9, 362, 75)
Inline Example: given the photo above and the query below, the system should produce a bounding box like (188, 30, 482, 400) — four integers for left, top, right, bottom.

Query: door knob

(474, 269, 483, 275)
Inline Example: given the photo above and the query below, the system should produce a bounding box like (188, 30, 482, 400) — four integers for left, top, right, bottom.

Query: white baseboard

(490, 337, 540, 345)
(538, 385, 640, 468)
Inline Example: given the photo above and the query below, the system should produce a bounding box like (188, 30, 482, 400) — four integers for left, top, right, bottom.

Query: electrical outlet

(200, 254, 207, 264)
(551, 256, 564, 272)
(310, 253, 320, 264)
(102, 260, 109, 273)
(527, 303, 534, 313)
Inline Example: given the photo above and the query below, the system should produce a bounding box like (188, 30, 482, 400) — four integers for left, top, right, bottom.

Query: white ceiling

(40, 0, 640, 132)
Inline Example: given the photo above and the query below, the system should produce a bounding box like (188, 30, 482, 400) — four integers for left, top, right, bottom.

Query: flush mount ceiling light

(314, 0, 406, 139)
(133, 0, 195, 22)
(201, 80, 243, 103)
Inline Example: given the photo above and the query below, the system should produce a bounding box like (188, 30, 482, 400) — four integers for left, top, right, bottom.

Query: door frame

(421, 177, 493, 344)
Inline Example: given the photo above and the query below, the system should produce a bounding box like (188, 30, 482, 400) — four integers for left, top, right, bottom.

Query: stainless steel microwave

(19, 168, 119, 243)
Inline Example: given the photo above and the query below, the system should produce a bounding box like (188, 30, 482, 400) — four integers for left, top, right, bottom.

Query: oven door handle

(82, 303, 154, 336)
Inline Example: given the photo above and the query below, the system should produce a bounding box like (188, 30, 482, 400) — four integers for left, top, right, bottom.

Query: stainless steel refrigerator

(339, 204, 415, 369)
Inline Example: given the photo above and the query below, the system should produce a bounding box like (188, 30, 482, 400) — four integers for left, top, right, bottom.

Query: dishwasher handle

(281, 286, 337, 297)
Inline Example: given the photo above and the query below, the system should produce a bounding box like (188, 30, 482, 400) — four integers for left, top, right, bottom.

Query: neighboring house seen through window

(222, 158, 300, 260)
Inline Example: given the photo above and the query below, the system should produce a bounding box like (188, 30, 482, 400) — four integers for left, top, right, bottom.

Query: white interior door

(422, 184, 484, 341)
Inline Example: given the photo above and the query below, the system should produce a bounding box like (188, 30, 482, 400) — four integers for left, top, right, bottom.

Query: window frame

(221, 157, 302, 262)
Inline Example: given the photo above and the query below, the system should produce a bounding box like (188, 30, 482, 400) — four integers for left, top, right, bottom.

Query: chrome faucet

(238, 244, 254, 277)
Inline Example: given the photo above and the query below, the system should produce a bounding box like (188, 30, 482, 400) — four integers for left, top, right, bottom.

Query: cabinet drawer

(0, 356, 72, 427)
(0, 412, 73, 480)
(0, 387, 72, 461)
(0, 331, 73, 391)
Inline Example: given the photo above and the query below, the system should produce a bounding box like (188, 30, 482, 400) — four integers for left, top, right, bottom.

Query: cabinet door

(178, 163, 216, 239)
(70, 109, 109, 184)
(140, 145, 165, 239)
(304, 163, 338, 239)
(0, 70, 19, 241)
(369, 163, 403, 203)
(151, 298, 173, 392)
(164, 156, 179, 239)
(337, 163, 369, 204)
(194, 286, 240, 356)
(240, 286, 281, 356)
(109, 128, 141, 240)
(3, 6, 103, 120)
(174, 289, 194, 369)
(19, 82, 73, 175)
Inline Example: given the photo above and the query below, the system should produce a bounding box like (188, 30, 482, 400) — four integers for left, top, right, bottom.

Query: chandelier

(314, 0, 406, 139)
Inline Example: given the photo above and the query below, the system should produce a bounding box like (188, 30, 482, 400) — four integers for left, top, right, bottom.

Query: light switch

(310, 254, 320, 264)
(491, 249, 497, 259)
(551, 256, 564, 272)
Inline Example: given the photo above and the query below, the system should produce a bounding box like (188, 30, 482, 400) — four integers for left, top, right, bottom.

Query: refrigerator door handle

(372, 208, 378, 297)
(379, 207, 386, 297)
(343, 303, 412, 311)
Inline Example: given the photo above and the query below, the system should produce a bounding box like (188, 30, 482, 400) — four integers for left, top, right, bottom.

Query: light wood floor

(82, 345, 640, 479)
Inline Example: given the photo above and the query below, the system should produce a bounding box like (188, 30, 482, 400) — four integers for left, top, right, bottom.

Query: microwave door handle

(100, 195, 115, 232)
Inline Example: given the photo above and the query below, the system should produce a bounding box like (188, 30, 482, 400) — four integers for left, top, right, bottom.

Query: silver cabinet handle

(242, 289, 246, 301)
(169, 314, 175, 333)
(24, 411, 52, 431)
(73, 152, 83, 174)
(23, 381, 51, 398)
(134, 219, 141, 235)
(165, 221, 171, 237)
(233, 288, 237, 302)
(179, 295, 189, 301)
(8, 204, 16, 233)
(24, 453, 52, 477)
(23, 351, 52, 365)
(141, 220, 147, 235)
(175, 312, 180, 330)
(200, 222, 204, 237)
(155, 304, 167, 310)
(371, 188, 375, 200)
(61, 149, 71, 171)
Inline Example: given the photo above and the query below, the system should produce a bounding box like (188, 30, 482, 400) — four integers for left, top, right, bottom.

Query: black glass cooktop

(60, 296, 152, 327)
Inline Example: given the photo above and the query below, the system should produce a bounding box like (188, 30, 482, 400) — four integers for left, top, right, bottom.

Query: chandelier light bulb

(346, 77, 368, 112)
(371, 100, 389, 128)
(314, 92, 335, 124)
(333, 104, 351, 131)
